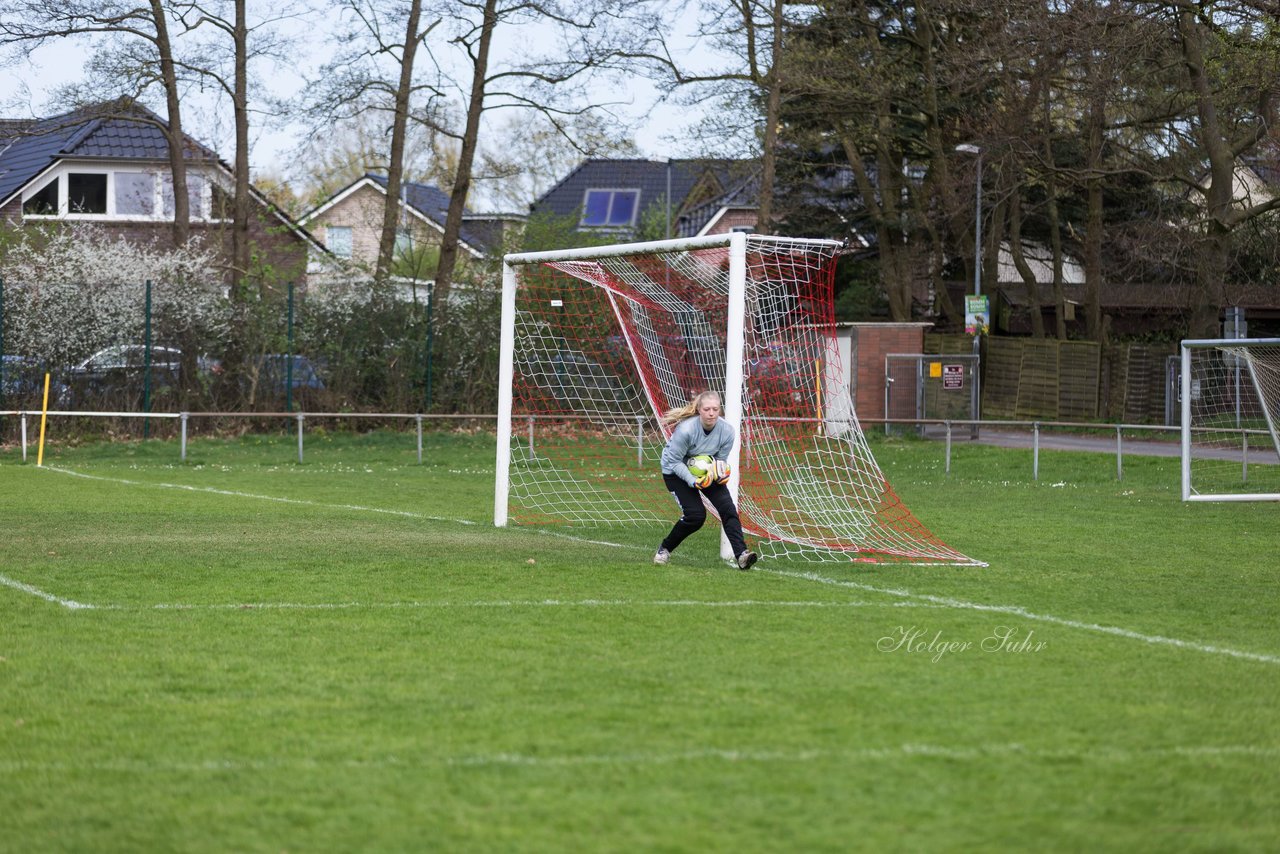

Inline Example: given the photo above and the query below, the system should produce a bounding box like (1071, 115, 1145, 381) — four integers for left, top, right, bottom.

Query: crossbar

(503, 234, 842, 266)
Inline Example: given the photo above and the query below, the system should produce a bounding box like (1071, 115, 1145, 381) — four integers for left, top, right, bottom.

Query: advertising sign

(965, 295, 990, 336)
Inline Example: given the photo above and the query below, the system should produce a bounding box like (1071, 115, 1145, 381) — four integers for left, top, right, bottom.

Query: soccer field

(2, 430, 1278, 852)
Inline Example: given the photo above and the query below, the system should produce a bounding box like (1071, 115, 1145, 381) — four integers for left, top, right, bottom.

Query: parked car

(58, 344, 216, 406)
(257, 355, 325, 391)
(70, 344, 182, 379)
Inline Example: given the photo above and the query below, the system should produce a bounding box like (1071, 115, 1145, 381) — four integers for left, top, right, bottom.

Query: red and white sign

(942, 364, 964, 389)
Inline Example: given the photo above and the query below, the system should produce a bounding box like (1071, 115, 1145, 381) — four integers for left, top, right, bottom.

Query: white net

(1182, 340, 1280, 500)
(501, 235, 982, 565)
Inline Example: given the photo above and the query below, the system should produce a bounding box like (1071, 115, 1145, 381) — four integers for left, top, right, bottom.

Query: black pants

(660, 473, 748, 558)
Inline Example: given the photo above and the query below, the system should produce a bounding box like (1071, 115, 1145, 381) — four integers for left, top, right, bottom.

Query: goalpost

(1180, 338, 1280, 501)
(496, 233, 982, 566)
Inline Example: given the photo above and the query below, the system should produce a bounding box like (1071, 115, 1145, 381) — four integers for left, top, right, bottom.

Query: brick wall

(702, 208, 758, 236)
(844, 323, 931, 422)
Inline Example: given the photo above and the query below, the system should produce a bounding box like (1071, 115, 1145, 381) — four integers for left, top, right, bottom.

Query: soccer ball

(714, 459, 731, 484)
(686, 454, 715, 478)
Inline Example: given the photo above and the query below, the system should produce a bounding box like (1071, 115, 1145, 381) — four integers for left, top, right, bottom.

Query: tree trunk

(375, 0, 424, 284)
(1042, 96, 1067, 340)
(1008, 184, 1045, 338)
(1178, 7, 1232, 338)
(983, 190, 1006, 306)
(754, 0, 783, 231)
(1083, 84, 1104, 341)
(914, 2, 960, 328)
(150, 0, 189, 247)
(230, 0, 251, 291)
(434, 0, 497, 300)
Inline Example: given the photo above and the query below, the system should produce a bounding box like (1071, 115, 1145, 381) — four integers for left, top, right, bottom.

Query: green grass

(2, 430, 1278, 852)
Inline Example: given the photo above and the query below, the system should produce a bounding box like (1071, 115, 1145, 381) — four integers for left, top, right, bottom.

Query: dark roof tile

(0, 102, 221, 208)
(531, 158, 757, 234)
(365, 173, 502, 253)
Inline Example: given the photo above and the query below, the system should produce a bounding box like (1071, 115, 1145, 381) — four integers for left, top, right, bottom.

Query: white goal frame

(496, 232, 776, 558)
(1180, 337, 1280, 502)
(494, 232, 981, 566)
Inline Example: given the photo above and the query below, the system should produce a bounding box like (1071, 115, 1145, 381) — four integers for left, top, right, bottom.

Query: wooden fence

(925, 334, 1175, 423)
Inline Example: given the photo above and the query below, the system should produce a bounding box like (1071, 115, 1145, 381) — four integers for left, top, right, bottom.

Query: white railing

(4, 410, 1272, 482)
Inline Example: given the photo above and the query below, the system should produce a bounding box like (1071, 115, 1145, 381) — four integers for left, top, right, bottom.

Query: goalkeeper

(653, 390, 758, 570)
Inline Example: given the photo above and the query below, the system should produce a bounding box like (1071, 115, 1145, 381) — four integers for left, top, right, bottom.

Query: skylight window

(580, 189, 640, 227)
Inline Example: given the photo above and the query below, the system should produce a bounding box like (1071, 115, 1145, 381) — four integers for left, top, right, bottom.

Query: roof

(0, 101, 220, 209)
(531, 158, 757, 230)
(367, 173, 471, 234)
(0, 101, 328, 260)
(677, 169, 759, 236)
(303, 173, 511, 256)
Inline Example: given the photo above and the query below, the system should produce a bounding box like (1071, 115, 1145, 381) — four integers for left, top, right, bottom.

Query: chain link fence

(0, 272, 501, 439)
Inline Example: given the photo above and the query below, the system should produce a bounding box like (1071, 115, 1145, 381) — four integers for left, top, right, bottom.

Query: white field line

(2, 743, 1277, 774)
(136, 598, 948, 611)
(0, 573, 95, 610)
(30, 466, 1280, 666)
(44, 466, 478, 526)
(765, 568, 1280, 666)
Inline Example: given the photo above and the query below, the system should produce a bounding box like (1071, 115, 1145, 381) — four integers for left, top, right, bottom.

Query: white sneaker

(736, 551, 758, 571)
(653, 548, 670, 565)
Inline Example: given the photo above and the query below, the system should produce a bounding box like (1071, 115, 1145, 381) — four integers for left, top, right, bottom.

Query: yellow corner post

(814, 357, 824, 435)
(37, 372, 50, 467)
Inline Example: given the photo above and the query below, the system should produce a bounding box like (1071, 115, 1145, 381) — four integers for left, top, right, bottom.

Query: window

(23, 179, 57, 215)
(580, 189, 640, 227)
(327, 226, 353, 258)
(395, 227, 412, 254)
(162, 174, 205, 219)
(730, 225, 755, 234)
(67, 173, 107, 213)
(115, 172, 155, 216)
(21, 167, 220, 220)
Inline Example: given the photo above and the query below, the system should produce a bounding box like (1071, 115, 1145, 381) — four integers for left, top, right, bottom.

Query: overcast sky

(0, 5, 718, 193)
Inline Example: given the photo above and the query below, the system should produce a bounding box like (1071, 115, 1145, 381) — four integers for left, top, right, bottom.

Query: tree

(422, 0, 643, 300)
(627, 0, 791, 230)
(173, 0, 302, 292)
(476, 111, 639, 211)
(301, 0, 444, 284)
(1165, 0, 1280, 337)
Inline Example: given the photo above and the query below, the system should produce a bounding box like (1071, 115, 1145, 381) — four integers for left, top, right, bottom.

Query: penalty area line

(43, 466, 478, 526)
(0, 573, 96, 610)
(765, 568, 1280, 666)
(137, 598, 952, 612)
(42, 465, 675, 556)
(2, 743, 1277, 774)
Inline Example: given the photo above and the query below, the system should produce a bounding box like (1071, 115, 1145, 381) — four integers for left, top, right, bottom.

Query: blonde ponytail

(661, 390, 721, 427)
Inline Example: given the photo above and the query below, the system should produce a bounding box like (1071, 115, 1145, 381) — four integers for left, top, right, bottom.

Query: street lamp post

(956, 143, 983, 437)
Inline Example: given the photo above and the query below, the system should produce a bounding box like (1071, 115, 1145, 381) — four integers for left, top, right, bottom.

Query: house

(530, 158, 761, 238)
(0, 101, 324, 284)
(298, 173, 523, 276)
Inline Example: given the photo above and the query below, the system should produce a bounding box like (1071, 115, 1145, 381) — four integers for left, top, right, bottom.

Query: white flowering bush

(1, 224, 230, 369)
(0, 224, 503, 416)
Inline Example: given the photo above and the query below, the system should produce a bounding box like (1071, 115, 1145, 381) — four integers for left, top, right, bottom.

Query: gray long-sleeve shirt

(660, 416, 736, 486)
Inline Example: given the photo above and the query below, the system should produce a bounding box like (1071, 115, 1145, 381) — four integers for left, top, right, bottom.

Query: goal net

(496, 233, 981, 565)
(1181, 338, 1280, 501)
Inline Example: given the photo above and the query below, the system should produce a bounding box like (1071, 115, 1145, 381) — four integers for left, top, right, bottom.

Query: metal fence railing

(4, 410, 1249, 484)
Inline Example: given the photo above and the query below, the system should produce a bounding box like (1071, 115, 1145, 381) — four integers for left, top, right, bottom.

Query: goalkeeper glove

(693, 470, 715, 490)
